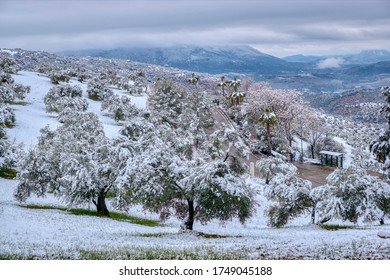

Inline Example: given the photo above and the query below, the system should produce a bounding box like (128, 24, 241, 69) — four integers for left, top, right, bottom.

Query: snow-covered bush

(265, 174, 313, 227)
(16, 112, 115, 216)
(0, 140, 24, 169)
(87, 76, 113, 101)
(0, 104, 15, 126)
(350, 146, 381, 171)
(312, 168, 390, 224)
(0, 54, 20, 74)
(128, 77, 147, 95)
(255, 157, 296, 184)
(101, 94, 140, 121)
(44, 84, 88, 113)
(0, 72, 30, 103)
(119, 116, 154, 141)
(48, 70, 70, 84)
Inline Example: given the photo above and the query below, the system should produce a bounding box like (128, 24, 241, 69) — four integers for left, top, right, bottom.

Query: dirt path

(292, 161, 336, 187)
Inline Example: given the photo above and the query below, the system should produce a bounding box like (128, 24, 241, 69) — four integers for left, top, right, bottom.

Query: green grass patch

(7, 101, 28, 106)
(78, 246, 250, 260)
(137, 232, 242, 239)
(22, 204, 161, 227)
(197, 232, 242, 239)
(0, 168, 17, 179)
(109, 212, 161, 227)
(23, 204, 67, 211)
(319, 224, 355, 231)
(137, 233, 168, 238)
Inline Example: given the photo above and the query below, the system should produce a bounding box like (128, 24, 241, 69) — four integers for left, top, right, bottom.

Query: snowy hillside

(8, 71, 146, 148)
(0, 71, 389, 260)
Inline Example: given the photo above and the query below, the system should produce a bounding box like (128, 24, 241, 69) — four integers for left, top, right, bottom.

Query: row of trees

(37, 63, 148, 95)
(16, 76, 255, 230)
(0, 54, 29, 170)
(256, 156, 390, 227)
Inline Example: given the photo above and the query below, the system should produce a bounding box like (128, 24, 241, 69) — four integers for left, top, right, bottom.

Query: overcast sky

(0, 0, 389, 57)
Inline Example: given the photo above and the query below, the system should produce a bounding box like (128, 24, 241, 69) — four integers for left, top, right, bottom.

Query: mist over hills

(283, 50, 390, 65)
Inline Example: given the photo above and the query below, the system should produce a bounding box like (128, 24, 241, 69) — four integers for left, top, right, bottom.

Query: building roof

(319, 151, 344, 157)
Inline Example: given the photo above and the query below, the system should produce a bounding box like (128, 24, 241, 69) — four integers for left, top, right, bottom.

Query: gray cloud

(0, 0, 389, 56)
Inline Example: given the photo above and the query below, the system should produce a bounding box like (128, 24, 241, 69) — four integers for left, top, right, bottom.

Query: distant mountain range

(283, 50, 390, 65)
(59, 45, 300, 75)
(59, 45, 390, 92)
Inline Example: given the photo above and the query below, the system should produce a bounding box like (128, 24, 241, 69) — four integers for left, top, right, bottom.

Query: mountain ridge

(58, 45, 301, 75)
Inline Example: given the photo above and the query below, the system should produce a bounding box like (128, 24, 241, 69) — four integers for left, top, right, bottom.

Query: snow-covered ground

(0, 71, 389, 260)
(1, 177, 389, 259)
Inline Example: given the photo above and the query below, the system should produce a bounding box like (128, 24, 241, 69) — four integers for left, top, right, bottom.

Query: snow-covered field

(1, 177, 389, 260)
(0, 71, 389, 260)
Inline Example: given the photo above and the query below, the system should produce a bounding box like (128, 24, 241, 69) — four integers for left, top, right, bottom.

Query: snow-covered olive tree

(87, 76, 113, 101)
(0, 140, 23, 169)
(371, 86, 390, 164)
(148, 77, 186, 128)
(265, 173, 313, 227)
(48, 70, 70, 84)
(101, 94, 141, 121)
(16, 112, 115, 216)
(0, 54, 20, 74)
(44, 84, 88, 114)
(115, 122, 254, 230)
(114, 77, 254, 230)
(0, 104, 15, 126)
(312, 168, 390, 225)
(0, 72, 30, 103)
(127, 73, 147, 95)
(256, 157, 296, 184)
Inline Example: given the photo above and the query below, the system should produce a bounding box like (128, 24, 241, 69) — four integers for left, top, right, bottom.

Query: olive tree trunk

(184, 199, 195, 230)
(93, 190, 110, 217)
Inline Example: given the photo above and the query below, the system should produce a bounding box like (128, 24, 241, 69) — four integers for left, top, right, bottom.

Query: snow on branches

(265, 173, 313, 228)
(113, 77, 255, 230)
(44, 84, 88, 114)
(101, 94, 143, 121)
(87, 76, 114, 101)
(16, 111, 114, 216)
(312, 168, 390, 224)
(256, 156, 297, 184)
